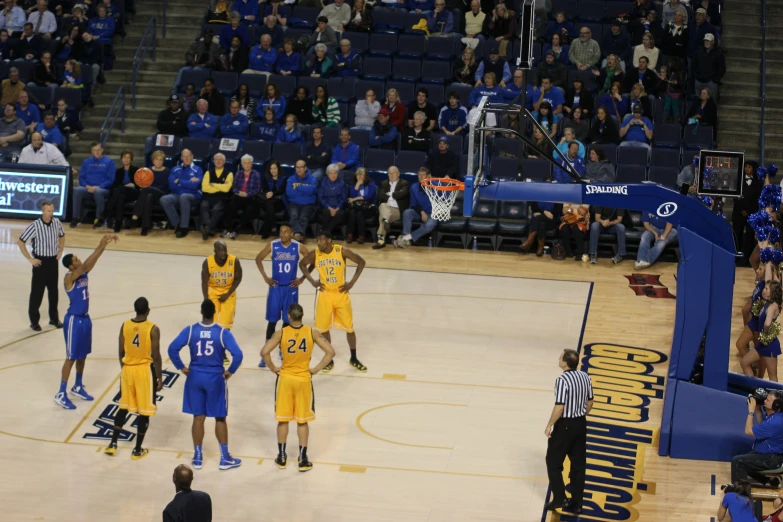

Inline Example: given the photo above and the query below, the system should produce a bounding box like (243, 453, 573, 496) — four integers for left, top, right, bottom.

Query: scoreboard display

(0, 164, 71, 219)
(697, 150, 745, 198)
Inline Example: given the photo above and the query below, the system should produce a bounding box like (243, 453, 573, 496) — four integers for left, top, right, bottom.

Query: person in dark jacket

(221, 155, 262, 239)
(54, 98, 83, 138)
(184, 30, 221, 70)
(317, 164, 348, 235)
(690, 33, 725, 100)
(303, 124, 329, 180)
(601, 21, 630, 63)
(686, 87, 718, 128)
(662, 10, 689, 59)
(563, 77, 594, 117)
(402, 111, 431, 152)
(199, 78, 225, 117)
(287, 87, 313, 126)
(13, 23, 43, 61)
(369, 107, 398, 150)
(220, 36, 249, 73)
(260, 159, 286, 238)
(76, 31, 105, 84)
(106, 150, 140, 232)
(30, 50, 58, 88)
(734, 161, 763, 265)
(623, 56, 658, 95)
(425, 136, 459, 179)
(453, 47, 478, 86)
(589, 106, 620, 144)
(162, 464, 212, 522)
(157, 95, 189, 137)
(536, 51, 567, 89)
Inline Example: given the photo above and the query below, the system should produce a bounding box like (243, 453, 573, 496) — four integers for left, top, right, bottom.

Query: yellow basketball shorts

(314, 290, 353, 333)
(275, 374, 315, 423)
(208, 289, 236, 329)
(120, 363, 157, 416)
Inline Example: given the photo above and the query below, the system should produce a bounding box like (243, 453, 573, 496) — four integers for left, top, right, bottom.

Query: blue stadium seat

(583, 22, 602, 41)
(467, 198, 499, 250)
(683, 124, 714, 150)
(351, 128, 371, 149)
(567, 69, 597, 93)
(347, 103, 356, 126)
(372, 7, 395, 34)
(653, 123, 682, 148)
(578, 1, 604, 22)
(271, 74, 297, 97)
(448, 83, 473, 108)
(386, 81, 415, 104)
(177, 68, 210, 93)
(242, 141, 272, 170)
(424, 84, 445, 108)
(434, 194, 468, 248)
(342, 32, 370, 54)
(210, 139, 243, 167)
(368, 34, 398, 58)
(182, 138, 212, 169)
(616, 164, 647, 183)
(395, 150, 426, 176)
(426, 37, 457, 61)
(355, 79, 386, 102)
(211, 71, 239, 96)
(649, 166, 678, 189)
(145, 135, 182, 168)
(493, 137, 523, 157)
(239, 73, 267, 97)
(323, 126, 341, 148)
(27, 85, 53, 108)
(420, 60, 451, 85)
(338, 101, 348, 125)
(290, 6, 319, 28)
(617, 146, 649, 166)
(605, 2, 629, 20)
(283, 27, 311, 43)
(364, 148, 395, 176)
(297, 76, 327, 96)
(489, 157, 519, 181)
(403, 11, 427, 34)
(550, 0, 577, 18)
(651, 147, 680, 169)
(398, 35, 426, 59)
(496, 201, 529, 248)
(521, 158, 551, 181)
(392, 58, 422, 83)
(363, 57, 392, 81)
(327, 78, 356, 102)
(272, 142, 304, 170)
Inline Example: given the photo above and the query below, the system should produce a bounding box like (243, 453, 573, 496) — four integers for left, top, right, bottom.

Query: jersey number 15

(286, 338, 308, 354)
(196, 340, 215, 356)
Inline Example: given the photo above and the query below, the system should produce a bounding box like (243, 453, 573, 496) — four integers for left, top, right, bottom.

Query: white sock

(403, 234, 412, 241)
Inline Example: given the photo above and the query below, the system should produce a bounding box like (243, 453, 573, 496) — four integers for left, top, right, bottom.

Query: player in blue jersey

(56, 234, 118, 409)
(255, 223, 309, 367)
(168, 300, 244, 470)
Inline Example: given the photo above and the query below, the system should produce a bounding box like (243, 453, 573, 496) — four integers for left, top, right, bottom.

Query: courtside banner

(0, 165, 71, 218)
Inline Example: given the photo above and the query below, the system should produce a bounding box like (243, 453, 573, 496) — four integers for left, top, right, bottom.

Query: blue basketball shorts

(183, 371, 229, 418)
(266, 285, 299, 323)
(63, 313, 92, 361)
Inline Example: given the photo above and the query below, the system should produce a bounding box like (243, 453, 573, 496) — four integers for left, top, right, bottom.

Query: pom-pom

(752, 298, 765, 317)
(757, 225, 773, 242)
(774, 249, 783, 266)
(771, 227, 781, 244)
(759, 321, 781, 346)
(758, 167, 769, 180)
(759, 184, 783, 210)
(761, 247, 776, 264)
(698, 195, 713, 207)
(769, 164, 779, 178)
(749, 210, 772, 231)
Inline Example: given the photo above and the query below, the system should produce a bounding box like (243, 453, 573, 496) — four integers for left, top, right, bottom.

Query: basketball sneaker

(192, 453, 203, 470)
(322, 360, 334, 373)
(258, 358, 267, 368)
(70, 385, 94, 401)
(219, 456, 242, 470)
(275, 453, 287, 469)
(131, 448, 149, 460)
(104, 442, 117, 455)
(350, 359, 367, 373)
(298, 457, 313, 472)
(53, 392, 76, 409)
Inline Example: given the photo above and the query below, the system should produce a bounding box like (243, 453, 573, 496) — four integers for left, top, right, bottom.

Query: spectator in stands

(661, 0, 687, 28)
(588, 206, 626, 264)
(13, 22, 42, 61)
(427, 0, 455, 37)
(204, 0, 230, 24)
(631, 9, 663, 47)
(426, 136, 459, 179)
(285, 160, 318, 242)
(275, 38, 300, 76)
(258, 82, 286, 121)
(599, 81, 627, 119)
(620, 104, 653, 150)
(563, 77, 593, 117)
(532, 75, 564, 114)
(220, 100, 249, 140)
(502, 69, 535, 110)
(373, 166, 409, 249)
(1, 0, 26, 36)
(131, 150, 169, 235)
(345, 167, 376, 244)
(532, 101, 558, 139)
(66, 4, 89, 35)
(232, 85, 256, 123)
(402, 111, 431, 152)
(469, 72, 503, 108)
(262, 0, 289, 27)
(0, 28, 12, 62)
(547, 10, 575, 44)
(627, 83, 651, 118)
(220, 12, 249, 49)
(676, 154, 699, 194)
(312, 84, 340, 127)
(35, 112, 62, 148)
(689, 8, 718, 57)
(71, 141, 115, 228)
(394, 166, 437, 248)
(659, 59, 685, 123)
(487, 2, 516, 51)
(258, 13, 284, 48)
(369, 106, 398, 150)
(384, 88, 406, 132)
(569, 26, 600, 71)
(439, 92, 468, 136)
(61, 59, 82, 89)
(27, 1, 56, 40)
(304, 125, 329, 180)
(305, 43, 333, 78)
(521, 200, 561, 255)
(561, 106, 590, 143)
(259, 159, 286, 238)
(475, 44, 511, 87)
(181, 83, 197, 113)
(556, 127, 584, 159)
(462, 0, 487, 50)
(635, 211, 677, 269)
(554, 142, 586, 183)
(536, 51, 567, 89)
(256, 106, 280, 141)
(288, 86, 313, 125)
(633, 32, 659, 70)
(694, 0, 722, 27)
(319, 0, 350, 31)
(30, 49, 56, 90)
(525, 127, 554, 159)
(220, 35, 249, 73)
(453, 48, 478, 87)
(106, 150, 139, 232)
(601, 21, 630, 66)
(87, 4, 114, 48)
(160, 149, 203, 238)
(18, 130, 67, 165)
(317, 163, 348, 235)
(78, 32, 105, 85)
(594, 53, 624, 95)
(623, 56, 658, 94)
(15, 90, 39, 133)
(55, 25, 79, 63)
(558, 202, 589, 261)
(188, 99, 218, 139)
(353, 88, 379, 130)
(686, 87, 718, 128)
(345, 0, 372, 33)
(731, 392, 783, 483)
(310, 16, 337, 53)
(277, 114, 304, 144)
(334, 39, 361, 78)
(409, 0, 433, 13)
(198, 78, 224, 116)
(245, 34, 277, 77)
(234, 0, 259, 24)
(589, 106, 620, 145)
(406, 88, 436, 131)
(198, 152, 233, 240)
(183, 29, 220, 78)
(220, 155, 261, 240)
(544, 33, 569, 66)
(691, 33, 724, 100)
(157, 95, 188, 138)
(585, 146, 615, 182)
(331, 127, 360, 170)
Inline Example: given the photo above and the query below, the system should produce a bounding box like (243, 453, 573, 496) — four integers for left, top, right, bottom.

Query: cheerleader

(736, 263, 768, 359)
(741, 277, 782, 382)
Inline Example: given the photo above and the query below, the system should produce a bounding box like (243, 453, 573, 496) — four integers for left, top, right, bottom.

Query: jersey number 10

(286, 338, 308, 354)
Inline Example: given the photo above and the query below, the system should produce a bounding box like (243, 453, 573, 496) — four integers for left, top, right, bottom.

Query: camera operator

(718, 480, 757, 522)
(731, 390, 783, 484)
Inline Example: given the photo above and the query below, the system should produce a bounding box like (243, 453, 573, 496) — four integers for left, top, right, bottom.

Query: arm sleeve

(167, 327, 191, 370)
(474, 62, 484, 83)
(554, 376, 567, 405)
(222, 330, 244, 374)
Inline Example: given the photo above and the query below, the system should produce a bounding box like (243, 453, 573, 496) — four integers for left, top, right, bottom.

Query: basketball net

(421, 178, 463, 221)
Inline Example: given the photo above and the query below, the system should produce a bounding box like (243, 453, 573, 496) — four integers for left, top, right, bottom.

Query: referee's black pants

(29, 256, 59, 326)
(546, 416, 587, 505)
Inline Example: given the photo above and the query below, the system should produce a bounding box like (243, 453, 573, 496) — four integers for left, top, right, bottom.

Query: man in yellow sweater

(199, 153, 234, 241)
(463, 0, 487, 48)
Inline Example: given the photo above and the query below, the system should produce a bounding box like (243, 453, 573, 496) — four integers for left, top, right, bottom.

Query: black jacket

(377, 178, 410, 212)
(735, 177, 763, 216)
(221, 45, 249, 73)
(304, 140, 330, 170)
(162, 489, 212, 522)
(157, 108, 189, 137)
(589, 117, 620, 145)
(564, 88, 594, 116)
(31, 62, 58, 86)
(623, 67, 659, 95)
(691, 46, 725, 83)
(426, 150, 460, 179)
(287, 97, 313, 125)
(402, 128, 431, 153)
(14, 34, 44, 60)
(76, 40, 104, 65)
(199, 90, 225, 117)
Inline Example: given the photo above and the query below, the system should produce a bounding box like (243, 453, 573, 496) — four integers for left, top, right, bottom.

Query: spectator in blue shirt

(334, 39, 361, 78)
(71, 141, 116, 227)
(409, 0, 433, 13)
(246, 34, 277, 76)
(427, 1, 454, 37)
(219, 100, 249, 140)
(331, 128, 361, 171)
(220, 13, 249, 49)
(317, 164, 348, 235)
(16, 90, 41, 133)
(369, 107, 398, 150)
(619, 104, 653, 150)
(35, 113, 64, 147)
(276, 114, 305, 144)
(469, 72, 503, 108)
(731, 391, 783, 484)
(276, 38, 301, 76)
(635, 211, 677, 269)
(187, 99, 218, 138)
(87, 4, 115, 45)
(234, 0, 259, 24)
(439, 92, 468, 135)
(394, 167, 437, 248)
(257, 82, 287, 122)
(255, 106, 280, 141)
(501, 69, 535, 110)
(262, 0, 289, 26)
(553, 142, 586, 184)
(719, 482, 757, 522)
(159, 149, 204, 238)
(258, 15, 285, 48)
(345, 167, 376, 244)
(285, 160, 318, 241)
(533, 76, 565, 114)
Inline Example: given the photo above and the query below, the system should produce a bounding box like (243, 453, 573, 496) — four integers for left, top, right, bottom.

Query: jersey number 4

(196, 340, 215, 356)
(286, 338, 308, 354)
(132, 333, 140, 348)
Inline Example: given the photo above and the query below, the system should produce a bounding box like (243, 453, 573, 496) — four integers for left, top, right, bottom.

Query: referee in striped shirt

(16, 200, 65, 332)
(544, 349, 593, 515)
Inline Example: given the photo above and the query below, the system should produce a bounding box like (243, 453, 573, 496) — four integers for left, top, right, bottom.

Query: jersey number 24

(286, 338, 308, 354)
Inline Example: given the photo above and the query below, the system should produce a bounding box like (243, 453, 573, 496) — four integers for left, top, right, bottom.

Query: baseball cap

(695, 7, 707, 14)
(704, 33, 715, 41)
(378, 106, 390, 116)
(632, 104, 642, 113)
(438, 136, 449, 144)
(168, 94, 181, 103)
(610, 20, 621, 27)
(488, 43, 500, 55)
(545, 50, 555, 57)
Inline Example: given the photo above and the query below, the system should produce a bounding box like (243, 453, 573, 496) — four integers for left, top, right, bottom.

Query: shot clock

(697, 150, 745, 198)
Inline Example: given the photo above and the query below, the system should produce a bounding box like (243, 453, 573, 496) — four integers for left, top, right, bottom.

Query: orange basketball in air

(134, 167, 154, 188)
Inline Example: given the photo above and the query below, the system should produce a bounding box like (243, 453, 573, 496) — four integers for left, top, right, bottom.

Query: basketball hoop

(421, 178, 464, 221)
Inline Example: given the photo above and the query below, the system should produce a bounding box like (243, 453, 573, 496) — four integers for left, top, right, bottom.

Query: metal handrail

(99, 87, 126, 148)
(760, 0, 767, 165)
(131, 17, 157, 109)
(162, 0, 168, 38)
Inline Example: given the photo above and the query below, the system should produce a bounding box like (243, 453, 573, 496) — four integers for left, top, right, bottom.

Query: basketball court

(0, 221, 749, 521)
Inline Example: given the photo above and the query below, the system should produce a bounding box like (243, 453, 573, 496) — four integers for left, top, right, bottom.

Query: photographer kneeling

(719, 481, 757, 522)
(731, 390, 783, 485)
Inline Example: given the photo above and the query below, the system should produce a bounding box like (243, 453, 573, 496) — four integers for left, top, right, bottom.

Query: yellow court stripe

(356, 402, 467, 450)
(63, 372, 121, 443)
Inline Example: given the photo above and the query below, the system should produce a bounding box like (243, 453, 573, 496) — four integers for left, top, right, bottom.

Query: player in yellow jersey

(299, 232, 367, 373)
(104, 297, 162, 460)
(260, 303, 335, 472)
(201, 241, 243, 329)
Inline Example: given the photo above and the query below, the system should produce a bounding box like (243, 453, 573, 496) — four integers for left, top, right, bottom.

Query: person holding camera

(718, 480, 757, 522)
(731, 390, 783, 485)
